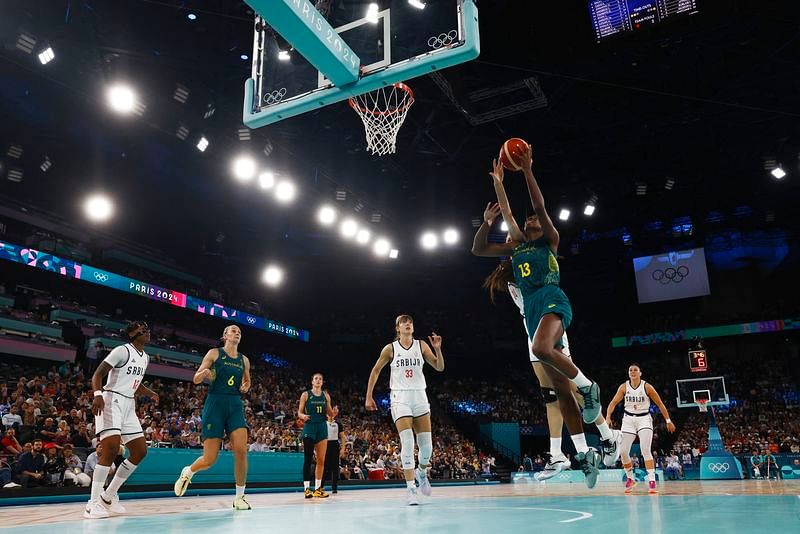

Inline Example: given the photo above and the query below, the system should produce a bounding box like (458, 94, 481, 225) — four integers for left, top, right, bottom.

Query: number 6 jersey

(389, 339, 427, 391)
(102, 343, 150, 398)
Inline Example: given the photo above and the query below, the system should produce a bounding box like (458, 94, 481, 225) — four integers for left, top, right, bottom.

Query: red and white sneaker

(624, 477, 637, 494)
(648, 480, 658, 494)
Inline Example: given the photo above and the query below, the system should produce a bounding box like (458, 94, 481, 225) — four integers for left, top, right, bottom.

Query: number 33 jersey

(102, 344, 150, 397)
(389, 339, 427, 391)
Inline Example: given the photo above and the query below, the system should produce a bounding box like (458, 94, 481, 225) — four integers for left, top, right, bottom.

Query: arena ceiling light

(262, 265, 284, 287)
(340, 219, 358, 239)
(84, 194, 114, 223)
(583, 204, 595, 216)
(187, 13, 197, 21)
(107, 84, 137, 114)
(389, 249, 399, 259)
(771, 167, 786, 179)
(500, 221, 509, 232)
(558, 208, 571, 221)
(356, 229, 371, 245)
(318, 205, 337, 226)
(366, 3, 379, 23)
(278, 50, 291, 61)
(420, 231, 438, 250)
(274, 181, 296, 203)
(258, 171, 275, 190)
(232, 155, 256, 182)
(38, 47, 55, 65)
(443, 228, 459, 245)
(196, 136, 209, 152)
(373, 238, 391, 257)
(408, 0, 426, 9)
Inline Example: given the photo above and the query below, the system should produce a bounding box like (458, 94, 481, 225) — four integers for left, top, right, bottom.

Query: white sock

(549, 437, 563, 458)
(571, 433, 589, 454)
(596, 421, 613, 441)
(406, 479, 415, 489)
(315, 479, 322, 490)
(102, 459, 137, 499)
(90, 465, 110, 502)
(236, 485, 245, 498)
(304, 480, 310, 490)
(647, 469, 656, 482)
(571, 371, 592, 389)
(183, 465, 195, 480)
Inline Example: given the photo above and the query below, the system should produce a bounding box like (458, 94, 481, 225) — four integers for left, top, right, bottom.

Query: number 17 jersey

(389, 339, 426, 391)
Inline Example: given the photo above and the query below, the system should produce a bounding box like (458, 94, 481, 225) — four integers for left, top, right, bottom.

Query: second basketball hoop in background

(349, 83, 415, 156)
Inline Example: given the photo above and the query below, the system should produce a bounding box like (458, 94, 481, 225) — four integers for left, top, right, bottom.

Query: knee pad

(416, 432, 432, 467)
(541, 387, 558, 404)
(399, 429, 415, 470)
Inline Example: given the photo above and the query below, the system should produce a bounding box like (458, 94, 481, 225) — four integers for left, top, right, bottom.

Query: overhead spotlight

(558, 209, 571, 221)
(664, 177, 675, 190)
(7, 169, 23, 183)
(232, 156, 256, 181)
(318, 205, 337, 226)
(15, 32, 36, 54)
(38, 47, 55, 65)
(335, 190, 347, 201)
(408, 0, 426, 9)
(583, 204, 595, 216)
(353, 200, 364, 213)
(187, 13, 197, 21)
(373, 238, 391, 257)
(389, 249, 399, 259)
(258, 172, 275, 190)
(366, 3, 379, 23)
(771, 167, 786, 179)
(340, 219, 358, 239)
(275, 181, 296, 203)
(203, 104, 216, 119)
(262, 265, 284, 287)
(40, 156, 52, 173)
(238, 127, 251, 141)
(176, 124, 190, 140)
(500, 221, 509, 232)
(278, 50, 291, 61)
(420, 231, 438, 250)
(84, 194, 114, 222)
(356, 229, 371, 245)
(7, 145, 23, 159)
(370, 212, 382, 223)
(107, 84, 136, 114)
(196, 136, 209, 152)
(443, 228, 459, 245)
(635, 183, 647, 196)
(240, 54, 249, 61)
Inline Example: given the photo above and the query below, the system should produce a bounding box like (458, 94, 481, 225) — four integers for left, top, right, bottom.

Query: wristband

(93, 390, 103, 397)
(666, 419, 672, 424)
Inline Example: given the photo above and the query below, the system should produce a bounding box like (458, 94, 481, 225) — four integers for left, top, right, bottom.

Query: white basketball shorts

(94, 391, 143, 444)
(390, 390, 430, 422)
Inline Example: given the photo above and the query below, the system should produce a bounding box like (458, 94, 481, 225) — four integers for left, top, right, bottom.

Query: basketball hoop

(349, 82, 415, 156)
(697, 399, 708, 413)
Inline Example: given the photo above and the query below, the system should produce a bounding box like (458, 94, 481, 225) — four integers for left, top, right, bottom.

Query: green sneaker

(578, 382, 601, 424)
(577, 449, 600, 489)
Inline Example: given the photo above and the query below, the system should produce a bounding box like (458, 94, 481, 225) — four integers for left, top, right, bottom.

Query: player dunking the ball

(85, 320, 158, 519)
(605, 363, 676, 494)
(174, 325, 252, 510)
(365, 315, 444, 505)
(472, 143, 603, 486)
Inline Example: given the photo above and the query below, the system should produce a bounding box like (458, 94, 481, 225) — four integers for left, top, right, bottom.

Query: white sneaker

(83, 500, 110, 519)
(174, 466, 193, 497)
(415, 469, 432, 497)
(100, 493, 126, 514)
(406, 486, 419, 506)
(602, 430, 623, 467)
(535, 457, 568, 481)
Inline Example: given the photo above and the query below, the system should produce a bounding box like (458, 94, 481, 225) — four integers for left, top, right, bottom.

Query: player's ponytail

(482, 260, 514, 304)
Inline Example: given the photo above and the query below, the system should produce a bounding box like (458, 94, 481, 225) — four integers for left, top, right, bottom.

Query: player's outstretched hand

(490, 158, 504, 184)
(365, 397, 377, 411)
(666, 421, 676, 433)
(428, 332, 442, 350)
(521, 142, 533, 174)
(483, 202, 501, 226)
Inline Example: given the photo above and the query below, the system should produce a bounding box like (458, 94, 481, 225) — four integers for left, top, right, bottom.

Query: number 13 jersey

(389, 339, 426, 391)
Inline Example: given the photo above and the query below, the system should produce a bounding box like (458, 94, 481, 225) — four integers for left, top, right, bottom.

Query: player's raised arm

(520, 144, 559, 250)
(472, 202, 517, 257)
(491, 159, 526, 243)
(421, 335, 445, 372)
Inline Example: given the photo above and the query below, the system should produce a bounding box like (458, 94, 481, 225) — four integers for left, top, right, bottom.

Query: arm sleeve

(102, 345, 130, 368)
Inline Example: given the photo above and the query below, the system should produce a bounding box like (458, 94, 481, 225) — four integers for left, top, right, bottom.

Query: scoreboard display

(688, 349, 708, 373)
(589, 0, 699, 42)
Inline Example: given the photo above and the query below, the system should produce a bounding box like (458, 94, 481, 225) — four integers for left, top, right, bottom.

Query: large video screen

(0, 241, 309, 342)
(589, 0, 698, 42)
(633, 247, 710, 304)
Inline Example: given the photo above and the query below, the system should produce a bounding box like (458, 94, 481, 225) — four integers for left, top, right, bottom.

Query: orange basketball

(498, 138, 528, 171)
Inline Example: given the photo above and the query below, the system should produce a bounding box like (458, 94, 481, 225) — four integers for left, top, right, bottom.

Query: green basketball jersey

(511, 237, 560, 297)
(208, 348, 244, 395)
(305, 390, 327, 423)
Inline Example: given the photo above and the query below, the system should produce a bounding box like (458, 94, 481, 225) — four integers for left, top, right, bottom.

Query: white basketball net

(349, 83, 414, 156)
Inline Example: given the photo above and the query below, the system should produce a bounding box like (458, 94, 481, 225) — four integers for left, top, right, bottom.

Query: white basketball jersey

(508, 283, 524, 316)
(102, 344, 150, 398)
(624, 380, 650, 415)
(389, 339, 427, 391)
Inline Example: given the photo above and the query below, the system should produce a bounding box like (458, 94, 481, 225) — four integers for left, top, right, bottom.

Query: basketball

(498, 138, 529, 171)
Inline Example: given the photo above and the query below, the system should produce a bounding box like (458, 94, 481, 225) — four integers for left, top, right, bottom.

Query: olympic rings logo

(263, 88, 287, 106)
(652, 265, 689, 284)
(94, 272, 110, 282)
(708, 462, 730, 473)
(427, 30, 458, 49)
(247, 316, 256, 324)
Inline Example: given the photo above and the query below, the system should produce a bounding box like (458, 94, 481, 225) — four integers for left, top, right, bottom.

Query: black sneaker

(577, 449, 600, 489)
(577, 382, 601, 424)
